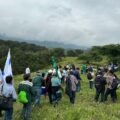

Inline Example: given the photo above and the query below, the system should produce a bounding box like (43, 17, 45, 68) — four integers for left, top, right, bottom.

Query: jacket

(33, 75, 43, 89)
(18, 80, 34, 104)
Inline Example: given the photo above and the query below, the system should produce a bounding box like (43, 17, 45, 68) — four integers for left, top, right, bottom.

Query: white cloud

(0, 0, 120, 46)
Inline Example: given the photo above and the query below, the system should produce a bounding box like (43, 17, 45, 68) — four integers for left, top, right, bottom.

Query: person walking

(65, 71, 78, 104)
(45, 70, 52, 104)
(32, 70, 43, 107)
(94, 71, 106, 102)
(87, 71, 94, 89)
(104, 70, 116, 102)
(2, 76, 17, 120)
(51, 70, 62, 107)
(18, 74, 34, 120)
(0, 69, 3, 117)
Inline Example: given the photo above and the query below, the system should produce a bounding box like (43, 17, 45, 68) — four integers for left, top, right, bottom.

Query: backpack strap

(0, 84, 4, 95)
(1, 84, 13, 98)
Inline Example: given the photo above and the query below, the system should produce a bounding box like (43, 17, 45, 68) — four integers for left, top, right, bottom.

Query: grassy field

(0, 58, 120, 120)
(60, 57, 108, 67)
(0, 72, 120, 120)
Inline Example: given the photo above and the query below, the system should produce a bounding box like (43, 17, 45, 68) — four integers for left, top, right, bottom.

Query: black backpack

(95, 76, 106, 89)
(111, 79, 118, 90)
(95, 76, 101, 85)
(87, 72, 93, 80)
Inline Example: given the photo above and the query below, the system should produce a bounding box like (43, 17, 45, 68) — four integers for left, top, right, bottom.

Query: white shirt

(2, 83, 17, 99)
(62, 70, 68, 77)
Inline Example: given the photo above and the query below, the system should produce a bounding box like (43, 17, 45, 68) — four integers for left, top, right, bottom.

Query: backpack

(0, 85, 13, 110)
(95, 76, 106, 89)
(95, 76, 101, 86)
(18, 91, 28, 104)
(87, 72, 93, 80)
(111, 79, 118, 90)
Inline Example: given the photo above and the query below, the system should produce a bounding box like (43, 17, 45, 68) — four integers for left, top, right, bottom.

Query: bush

(78, 52, 103, 62)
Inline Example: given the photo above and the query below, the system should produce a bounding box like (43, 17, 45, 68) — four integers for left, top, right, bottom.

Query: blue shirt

(51, 76, 61, 87)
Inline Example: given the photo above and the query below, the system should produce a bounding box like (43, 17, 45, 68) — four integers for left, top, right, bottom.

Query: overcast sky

(0, 0, 120, 46)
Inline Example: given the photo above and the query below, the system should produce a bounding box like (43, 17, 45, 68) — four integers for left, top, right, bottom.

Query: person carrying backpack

(0, 69, 3, 117)
(76, 67, 82, 92)
(51, 70, 62, 107)
(18, 74, 34, 120)
(94, 71, 106, 102)
(104, 70, 116, 102)
(87, 71, 94, 89)
(111, 73, 118, 101)
(65, 70, 78, 104)
(71, 65, 81, 92)
(2, 76, 17, 120)
(45, 70, 52, 104)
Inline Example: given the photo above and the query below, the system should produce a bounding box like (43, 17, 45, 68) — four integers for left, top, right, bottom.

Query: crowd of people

(0, 64, 119, 120)
(86, 67, 119, 102)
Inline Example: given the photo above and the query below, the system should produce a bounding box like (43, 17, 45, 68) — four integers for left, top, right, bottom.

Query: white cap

(48, 69, 53, 73)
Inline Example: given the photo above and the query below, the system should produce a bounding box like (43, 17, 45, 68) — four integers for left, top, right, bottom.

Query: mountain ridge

(0, 34, 89, 50)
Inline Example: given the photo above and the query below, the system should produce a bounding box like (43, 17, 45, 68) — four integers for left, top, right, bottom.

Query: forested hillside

(0, 40, 50, 74)
(0, 39, 120, 75)
(0, 39, 85, 74)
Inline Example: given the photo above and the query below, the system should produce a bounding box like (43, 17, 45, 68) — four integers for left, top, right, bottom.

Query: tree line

(0, 39, 119, 74)
(78, 44, 120, 65)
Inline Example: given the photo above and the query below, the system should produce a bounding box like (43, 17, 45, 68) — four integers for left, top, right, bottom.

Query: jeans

(89, 81, 93, 89)
(95, 87, 105, 102)
(114, 89, 117, 100)
(4, 108, 13, 120)
(34, 88, 41, 106)
(52, 87, 61, 103)
(105, 88, 115, 102)
(21, 104, 31, 120)
(67, 91, 76, 104)
(76, 81, 81, 92)
(52, 91, 61, 103)
(48, 92, 52, 104)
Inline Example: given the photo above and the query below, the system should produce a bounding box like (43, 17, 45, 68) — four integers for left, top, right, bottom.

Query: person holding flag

(0, 68, 3, 117)
(51, 56, 57, 70)
(50, 56, 62, 79)
(1, 49, 17, 120)
(3, 49, 13, 82)
(0, 68, 3, 96)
